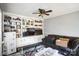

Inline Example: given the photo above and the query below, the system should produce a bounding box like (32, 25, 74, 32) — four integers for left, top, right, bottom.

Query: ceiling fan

(32, 8, 52, 17)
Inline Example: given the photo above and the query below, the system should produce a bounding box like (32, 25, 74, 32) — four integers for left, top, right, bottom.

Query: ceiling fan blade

(45, 13, 50, 16)
(46, 10, 52, 13)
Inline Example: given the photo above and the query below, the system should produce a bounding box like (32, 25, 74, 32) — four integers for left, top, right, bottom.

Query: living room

(0, 3, 79, 56)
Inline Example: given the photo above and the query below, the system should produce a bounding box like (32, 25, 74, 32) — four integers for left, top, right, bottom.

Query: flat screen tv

(23, 28, 43, 37)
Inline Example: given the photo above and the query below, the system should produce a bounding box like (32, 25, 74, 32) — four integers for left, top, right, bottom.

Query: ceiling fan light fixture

(32, 8, 52, 17)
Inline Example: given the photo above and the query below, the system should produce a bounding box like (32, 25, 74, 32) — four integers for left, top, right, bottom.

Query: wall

(44, 11, 79, 37)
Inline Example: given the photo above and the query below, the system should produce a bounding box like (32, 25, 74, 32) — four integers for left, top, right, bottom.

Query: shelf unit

(3, 12, 44, 38)
(2, 12, 44, 55)
(3, 13, 22, 38)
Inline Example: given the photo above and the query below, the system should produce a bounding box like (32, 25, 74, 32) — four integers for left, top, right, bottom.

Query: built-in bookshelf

(3, 14, 21, 38)
(22, 18, 43, 37)
(3, 12, 44, 49)
(3, 12, 43, 38)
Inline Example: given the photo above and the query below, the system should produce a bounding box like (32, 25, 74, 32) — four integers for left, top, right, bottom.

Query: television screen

(23, 28, 43, 37)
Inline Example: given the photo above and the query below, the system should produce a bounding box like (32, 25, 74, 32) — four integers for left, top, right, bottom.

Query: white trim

(0, 9, 2, 56)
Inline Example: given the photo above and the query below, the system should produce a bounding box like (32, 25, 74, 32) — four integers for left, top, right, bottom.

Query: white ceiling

(0, 3, 79, 19)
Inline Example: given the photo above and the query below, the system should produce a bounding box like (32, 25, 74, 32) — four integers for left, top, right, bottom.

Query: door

(0, 9, 2, 56)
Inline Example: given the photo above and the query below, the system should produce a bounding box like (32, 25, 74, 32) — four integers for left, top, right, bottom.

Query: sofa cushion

(56, 38, 69, 48)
